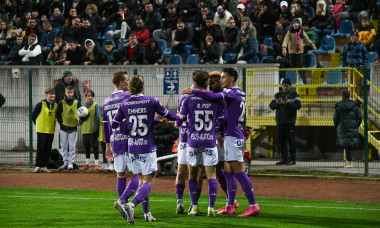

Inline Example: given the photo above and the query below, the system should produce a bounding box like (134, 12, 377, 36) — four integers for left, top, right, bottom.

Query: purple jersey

(102, 91, 130, 154)
(193, 87, 246, 139)
(178, 94, 223, 148)
(113, 94, 179, 154)
(177, 94, 190, 143)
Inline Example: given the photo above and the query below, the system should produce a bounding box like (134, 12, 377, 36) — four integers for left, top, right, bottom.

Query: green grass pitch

(1, 188, 379, 227)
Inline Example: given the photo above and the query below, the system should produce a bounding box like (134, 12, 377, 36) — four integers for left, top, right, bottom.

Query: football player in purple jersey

(102, 71, 139, 222)
(182, 68, 260, 217)
(112, 75, 181, 224)
(176, 71, 224, 217)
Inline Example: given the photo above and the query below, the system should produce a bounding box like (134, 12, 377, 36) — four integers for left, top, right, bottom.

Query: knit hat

(63, 71, 72, 78)
(282, 78, 291, 86)
(350, 31, 359, 37)
(292, 18, 301, 26)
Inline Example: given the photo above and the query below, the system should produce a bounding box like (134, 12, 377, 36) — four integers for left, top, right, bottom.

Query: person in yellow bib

(56, 85, 82, 171)
(32, 88, 58, 173)
(81, 90, 101, 170)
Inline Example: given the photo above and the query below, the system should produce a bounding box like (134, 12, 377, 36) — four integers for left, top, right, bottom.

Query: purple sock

(188, 179, 199, 205)
(141, 195, 150, 213)
(176, 184, 185, 200)
(131, 182, 152, 207)
(120, 174, 139, 204)
(235, 172, 257, 205)
(208, 179, 218, 208)
(117, 177, 126, 198)
(216, 169, 228, 194)
(224, 171, 237, 206)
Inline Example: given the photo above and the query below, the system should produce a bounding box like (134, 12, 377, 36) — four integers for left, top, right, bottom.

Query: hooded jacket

(311, 1, 334, 29)
(18, 34, 42, 65)
(82, 39, 105, 65)
(53, 74, 82, 103)
(145, 39, 163, 65)
(333, 99, 362, 147)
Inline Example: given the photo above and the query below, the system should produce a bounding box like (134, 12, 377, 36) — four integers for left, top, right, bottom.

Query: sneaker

(188, 206, 200, 216)
(287, 160, 296, 165)
(176, 201, 185, 214)
(144, 212, 156, 222)
(68, 164, 73, 170)
(217, 205, 235, 215)
(124, 203, 135, 225)
(218, 58, 224, 64)
(58, 165, 67, 171)
(94, 165, 99, 170)
(187, 205, 193, 214)
(238, 204, 260, 217)
(215, 200, 239, 213)
(106, 163, 114, 171)
(99, 163, 107, 171)
(114, 200, 128, 220)
(275, 160, 287, 165)
(81, 164, 91, 170)
(32, 167, 40, 173)
(207, 207, 215, 217)
(40, 167, 52, 173)
(344, 161, 353, 168)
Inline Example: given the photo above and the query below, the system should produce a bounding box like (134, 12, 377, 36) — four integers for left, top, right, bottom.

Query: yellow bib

(36, 101, 57, 134)
(62, 100, 78, 127)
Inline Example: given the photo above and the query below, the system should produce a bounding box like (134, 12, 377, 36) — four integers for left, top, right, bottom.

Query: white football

(77, 107, 89, 118)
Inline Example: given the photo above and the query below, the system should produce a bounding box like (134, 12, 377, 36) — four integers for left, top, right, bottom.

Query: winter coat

(154, 124, 179, 156)
(65, 45, 84, 65)
(342, 40, 368, 69)
(358, 24, 376, 46)
(145, 39, 163, 65)
(104, 49, 123, 65)
(134, 27, 150, 49)
(107, 12, 137, 31)
(282, 27, 314, 54)
(223, 27, 239, 46)
(40, 28, 60, 49)
(311, 1, 334, 29)
(53, 75, 81, 103)
(143, 10, 162, 33)
(269, 89, 301, 124)
(82, 39, 105, 65)
(333, 99, 362, 147)
(0, 30, 12, 46)
(18, 35, 42, 65)
(58, 23, 83, 44)
(7, 43, 23, 61)
(174, 26, 194, 46)
(199, 41, 219, 64)
(25, 25, 44, 43)
(84, 13, 105, 34)
(47, 41, 68, 65)
(233, 35, 259, 63)
(175, 0, 198, 23)
(121, 42, 145, 64)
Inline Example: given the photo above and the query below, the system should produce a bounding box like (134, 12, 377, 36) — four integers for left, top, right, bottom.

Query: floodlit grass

(1, 188, 380, 227)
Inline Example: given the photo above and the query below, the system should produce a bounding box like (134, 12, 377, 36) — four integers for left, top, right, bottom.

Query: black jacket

(53, 76, 82, 103)
(107, 12, 136, 31)
(65, 46, 84, 65)
(145, 39, 164, 65)
(269, 88, 301, 124)
(173, 27, 194, 46)
(154, 124, 179, 156)
(121, 42, 145, 64)
(333, 99, 362, 147)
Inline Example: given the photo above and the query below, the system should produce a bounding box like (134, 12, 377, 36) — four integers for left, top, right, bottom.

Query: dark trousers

(100, 141, 107, 164)
(36, 133, 54, 167)
(278, 123, 296, 162)
(83, 134, 99, 160)
(344, 146, 353, 161)
(289, 53, 303, 68)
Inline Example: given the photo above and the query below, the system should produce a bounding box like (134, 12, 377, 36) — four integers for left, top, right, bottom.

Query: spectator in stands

(13, 0, 33, 18)
(176, 0, 198, 29)
(370, 30, 380, 55)
(302, 21, 317, 53)
(66, 8, 78, 24)
(82, 39, 105, 65)
(53, 70, 81, 103)
(137, 0, 149, 18)
(339, 0, 368, 23)
(0, 21, 11, 56)
(234, 4, 247, 28)
(223, 17, 239, 54)
(172, 20, 194, 57)
(154, 113, 179, 157)
(100, 0, 119, 21)
(153, 3, 178, 41)
(64, 39, 84, 65)
(50, 8, 66, 28)
(357, 17, 376, 51)
(214, 5, 233, 31)
(106, 4, 136, 42)
(290, 2, 311, 30)
(121, 33, 145, 65)
(142, 2, 162, 34)
(256, 2, 276, 42)
(144, 39, 163, 65)
(199, 34, 219, 64)
(41, 20, 60, 60)
(31, 10, 41, 25)
(238, 16, 257, 42)
(195, 5, 214, 32)
(233, 30, 258, 64)
(333, 90, 362, 168)
(282, 18, 317, 68)
(5, 35, 24, 64)
(273, 30, 291, 71)
(311, 0, 334, 39)
(14, 11, 31, 30)
(134, 18, 150, 49)
(295, 0, 314, 17)
(276, 1, 291, 33)
(81, 18, 99, 46)
(103, 40, 122, 65)
(49, 0, 65, 18)
(59, 17, 83, 44)
(47, 37, 67, 65)
(331, 0, 345, 28)
(69, 0, 87, 19)
(84, 4, 105, 34)
(342, 31, 368, 70)
(36, 0, 51, 20)
(25, 18, 44, 42)
(269, 78, 301, 166)
(200, 16, 224, 64)
(18, 34, 42, 65)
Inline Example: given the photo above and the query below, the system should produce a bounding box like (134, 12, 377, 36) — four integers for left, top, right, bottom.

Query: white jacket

(19, 34, 42, 62)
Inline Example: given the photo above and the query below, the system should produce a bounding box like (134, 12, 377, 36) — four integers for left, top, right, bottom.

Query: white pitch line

(2, 195, 380, 211)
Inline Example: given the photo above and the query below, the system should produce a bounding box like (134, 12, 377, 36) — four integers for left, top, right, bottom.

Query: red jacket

(134, 27, 150, 49)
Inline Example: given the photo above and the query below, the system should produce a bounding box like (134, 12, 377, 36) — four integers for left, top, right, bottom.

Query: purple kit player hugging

(176, 70, 224, 217)
(102, 71, 139, 223)
(112, 75, 181, 224)
(182, 68, 260, 217)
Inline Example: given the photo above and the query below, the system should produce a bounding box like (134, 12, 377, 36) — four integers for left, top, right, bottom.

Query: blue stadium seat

(98, 25, 116, 41)
(101, 40, 115, 52)
(168, 54, 182, 65)
(322, 70, 343, 84)
(118, 39, 127, 52)
(285, 71, 303, 85)
(185, 54, 199, 64)
(302, 53, 317, 68)
(157, 39, 167, 53)
(260, 56, 273, 63)
(309, 6, 315, 17)
(366, 52, 379, 67)
(224, 53, 237, 63)
(312, 36, 335, 55)
(263, 36, 273, 47)
(331, 20, 354, 38)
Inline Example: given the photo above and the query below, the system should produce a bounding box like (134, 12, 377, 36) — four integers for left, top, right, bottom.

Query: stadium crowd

(0, 0, 379, 65)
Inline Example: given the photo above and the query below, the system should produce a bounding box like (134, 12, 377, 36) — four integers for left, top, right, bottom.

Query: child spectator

(56, 85, 82, 171)
(32, 88, 58, 173)
(80, 90, 101, 170)
(302, 21, 317, 53)
(331, 0, 344, 29)
(358, 17, 376, 51)
(199, 34, 219, 64)
(103, 40, 122, 65)
(145, 38, 164, 65)
(47, 37, 68, 65)
(82, 39, 105, 65)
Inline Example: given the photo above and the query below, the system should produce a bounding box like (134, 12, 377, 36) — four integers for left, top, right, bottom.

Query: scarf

(295, 29, 301, 51)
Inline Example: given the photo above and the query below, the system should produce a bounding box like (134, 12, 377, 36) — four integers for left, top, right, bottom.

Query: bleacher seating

(331, 20, 354, 38)
(322, 70, 343, 84)
(98, 25, 116, 41)
(366, 52, 379, 67)
(224, 53, 237, 63)
(285, 70, 303, 85)
(260, 56, 273, 63)
(157, 39, 167, 53)
(312, 36, 336, 55)
(185, 54, 199, 64)
(302, 53, 317, 68)
(168, 54, 182, 65)
(118, 39, 127, 52)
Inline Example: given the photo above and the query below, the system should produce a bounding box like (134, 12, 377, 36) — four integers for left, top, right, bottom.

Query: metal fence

(0, 64, 379, 175)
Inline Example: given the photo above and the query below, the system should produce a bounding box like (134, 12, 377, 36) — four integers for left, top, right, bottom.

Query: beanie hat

(63, 71, 72, 78)
(282, 78, 291, 86)
(292, 18, 301, 26)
